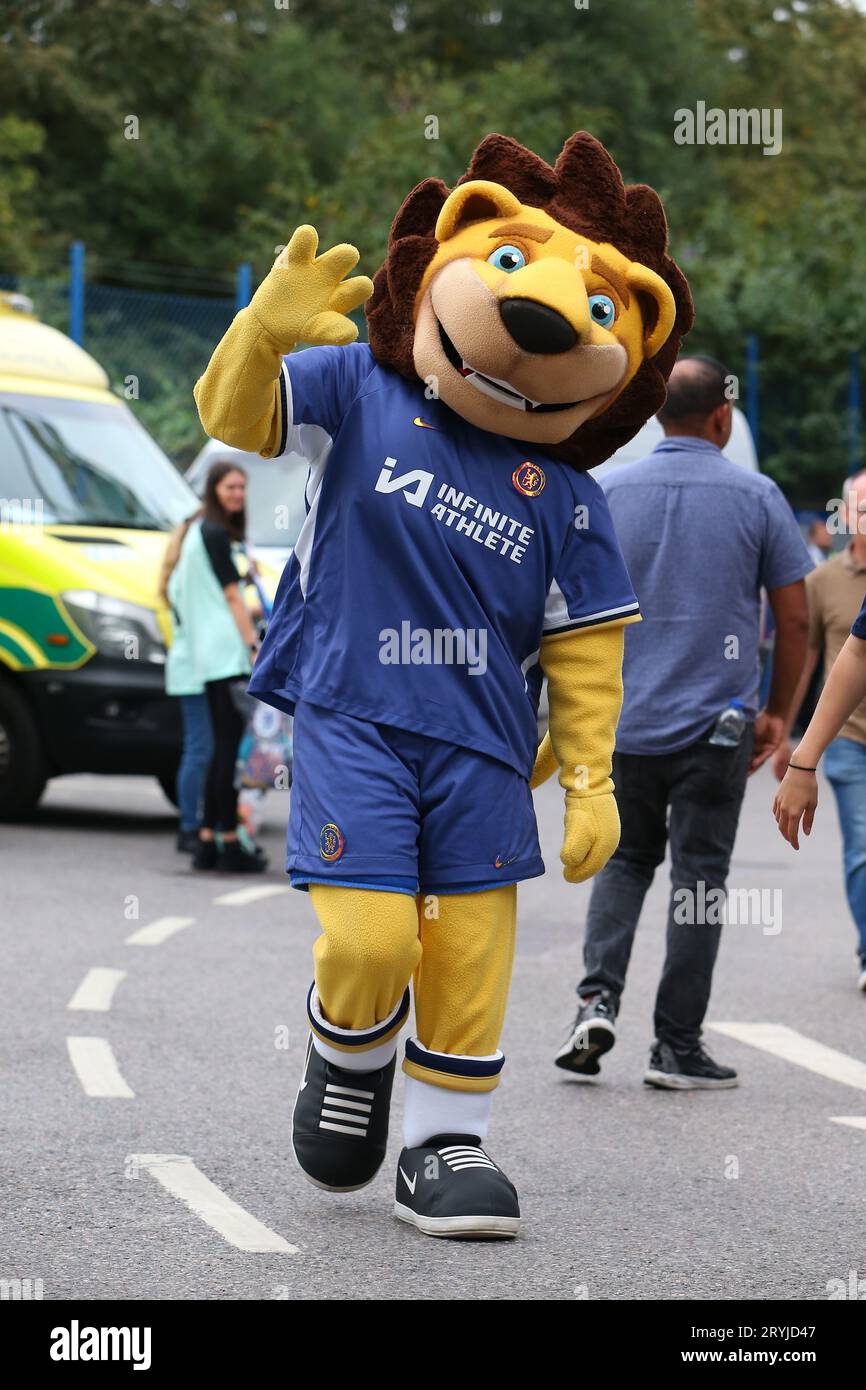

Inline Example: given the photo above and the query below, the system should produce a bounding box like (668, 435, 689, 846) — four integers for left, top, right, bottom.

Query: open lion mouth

(437, 318, 583, 414)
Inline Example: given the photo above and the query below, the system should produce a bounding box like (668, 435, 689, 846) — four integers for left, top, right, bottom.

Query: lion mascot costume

(194, 132, 692, 1239)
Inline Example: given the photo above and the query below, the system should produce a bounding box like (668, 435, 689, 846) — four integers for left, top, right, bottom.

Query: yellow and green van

(0, 292, 200, 818)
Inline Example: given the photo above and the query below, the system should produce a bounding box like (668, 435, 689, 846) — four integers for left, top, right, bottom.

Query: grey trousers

(578, 727, 754, 1051)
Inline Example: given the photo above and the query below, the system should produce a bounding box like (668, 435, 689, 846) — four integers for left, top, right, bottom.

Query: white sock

(308, 989, 404, 1071)
(312, 1031, 398, 1071)
(403, 1075, 493, 1148)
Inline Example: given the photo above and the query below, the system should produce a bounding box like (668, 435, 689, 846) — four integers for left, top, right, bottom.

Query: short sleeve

(276, 342, 375, 458)
(201, 520, 240, 588)
(543, 477, 641, 634)
(851, 591, 866, 641)
(760, 481, 813, 590)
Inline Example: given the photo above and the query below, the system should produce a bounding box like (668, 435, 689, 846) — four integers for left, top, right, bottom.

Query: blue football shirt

(249, 343, 640, 779)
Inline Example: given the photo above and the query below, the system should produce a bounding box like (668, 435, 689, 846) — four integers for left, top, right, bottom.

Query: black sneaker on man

(292, 1036, 395, 1192)
(554, 990, 617, 1076)
(394, 1134, 520, 1239)
(643, 1039, 738, 1090)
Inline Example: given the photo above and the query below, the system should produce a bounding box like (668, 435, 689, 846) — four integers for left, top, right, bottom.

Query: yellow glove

(536, 621, 634, 883)
(193, 224, 373, 456)
(249, 224, 374, 352)
(530, 730, 558, 788)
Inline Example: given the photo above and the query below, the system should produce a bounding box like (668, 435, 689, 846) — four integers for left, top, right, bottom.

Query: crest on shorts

(319, 822, 345, 861)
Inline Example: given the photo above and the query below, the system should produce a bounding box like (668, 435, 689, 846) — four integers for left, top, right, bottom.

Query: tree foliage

(1, 0, 864, 498)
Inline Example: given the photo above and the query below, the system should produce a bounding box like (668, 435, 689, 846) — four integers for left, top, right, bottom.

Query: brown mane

(366, 131, 694, 472)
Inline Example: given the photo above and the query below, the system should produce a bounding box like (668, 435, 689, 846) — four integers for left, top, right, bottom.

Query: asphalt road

(2, 761, 865, 1302)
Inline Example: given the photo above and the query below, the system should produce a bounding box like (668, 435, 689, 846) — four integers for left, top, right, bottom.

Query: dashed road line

(67, 1037, 134, 1098)
(130, 1154, 298, 1253)
(67, 967, 126, 1012)
(830, 1117, 866, 1132)
(709, 1023, 866, 1091)
(213, 885, 290, 907)
(125, 915, 195, 946)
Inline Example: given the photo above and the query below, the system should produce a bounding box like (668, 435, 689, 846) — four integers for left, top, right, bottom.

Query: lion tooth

(460, 360, 540, 410)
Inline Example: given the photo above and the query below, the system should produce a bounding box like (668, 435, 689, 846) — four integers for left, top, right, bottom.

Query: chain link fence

(1, 268, 237, 469)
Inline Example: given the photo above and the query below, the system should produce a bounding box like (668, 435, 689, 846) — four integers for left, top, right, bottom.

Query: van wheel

(0, 681, 48, 820)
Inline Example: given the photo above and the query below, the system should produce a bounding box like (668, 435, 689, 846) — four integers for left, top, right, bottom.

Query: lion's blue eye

(487, 244, 526, 273)
(588, 293, 616, 328)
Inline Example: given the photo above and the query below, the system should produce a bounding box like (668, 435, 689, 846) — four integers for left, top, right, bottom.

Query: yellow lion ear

(626, 263, 677, 359)
(434, 180, 523, 242)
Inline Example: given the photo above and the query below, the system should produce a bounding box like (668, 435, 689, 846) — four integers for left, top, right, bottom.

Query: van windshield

(0, 393, 197, 529)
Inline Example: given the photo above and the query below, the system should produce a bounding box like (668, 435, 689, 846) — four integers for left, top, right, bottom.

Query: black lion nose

(499, 298, 578, 355)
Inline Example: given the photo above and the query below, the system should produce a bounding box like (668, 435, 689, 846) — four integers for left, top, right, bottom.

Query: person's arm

(193, 226, 372, 456)
(537, 622, 628, 882)
(769, 642, 821, 780)
(770, 569, 826, 779)
(201, 523, 260, 657)
(224, 582, 259, 654)
(529, 479, 641, 881)
(157, 519, 190, 605)
(773, 634, 866, 848)
(751, 578, 809, 772)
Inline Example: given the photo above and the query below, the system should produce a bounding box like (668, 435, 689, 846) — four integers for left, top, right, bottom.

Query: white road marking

(125, 915, 195, 946)
(67, 1037, 134, 1098)
(830, 1117, 866, 1132)
(67, 967, 126, 1012)
(131, 1154, 298, 1253)
(709, 1023, 866, 1091)
(213, 885, 289, 907)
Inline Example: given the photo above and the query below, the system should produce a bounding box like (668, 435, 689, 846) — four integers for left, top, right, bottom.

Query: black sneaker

(176, 829, 199, 854)
(218, 838, 268, 873)
(292, 1035, 395, 1192)
(192, 837, 218, 870)
(554, 990, 618, 1076)
(644, 1039, 738, 1090)
(394, 1134, 520, 1239)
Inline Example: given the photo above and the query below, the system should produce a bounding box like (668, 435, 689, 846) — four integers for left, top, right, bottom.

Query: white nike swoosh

(299, 1038, 313, 1091)
(399, 1165, 417, 1194)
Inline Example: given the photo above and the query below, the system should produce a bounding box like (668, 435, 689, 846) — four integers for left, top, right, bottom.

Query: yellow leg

(408, 885, 517, 1089)
(309, 884, 421, 1034)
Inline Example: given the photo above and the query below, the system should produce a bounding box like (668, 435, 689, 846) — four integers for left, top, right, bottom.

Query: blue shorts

(286, 700, 544, 896)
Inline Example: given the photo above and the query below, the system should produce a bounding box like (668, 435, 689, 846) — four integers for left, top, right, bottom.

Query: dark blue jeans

(579, 727, 754, 1051)
(822, 736, 866, 963)
(177, 693, 214, 832)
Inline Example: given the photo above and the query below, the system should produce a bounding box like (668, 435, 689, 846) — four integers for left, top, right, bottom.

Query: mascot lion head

(367, 131, 693, 471)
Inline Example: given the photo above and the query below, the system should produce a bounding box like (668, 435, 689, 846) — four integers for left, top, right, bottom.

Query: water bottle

(708, 699, 746, 748)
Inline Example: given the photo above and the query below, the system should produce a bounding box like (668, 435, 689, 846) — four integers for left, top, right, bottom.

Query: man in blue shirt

(555, 356, 812, 1088)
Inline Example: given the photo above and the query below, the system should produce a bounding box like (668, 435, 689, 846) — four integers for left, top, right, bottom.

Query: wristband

(788, 761, 817, 772)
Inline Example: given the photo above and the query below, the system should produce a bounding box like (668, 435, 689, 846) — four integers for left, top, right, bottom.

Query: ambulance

(0, 292, 199, 818)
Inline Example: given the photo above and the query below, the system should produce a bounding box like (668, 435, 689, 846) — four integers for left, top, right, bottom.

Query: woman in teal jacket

(169, 462, 265, 873)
